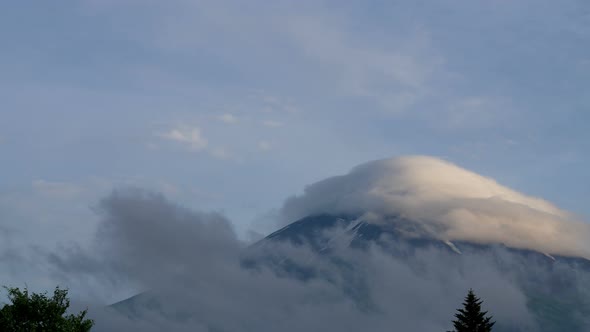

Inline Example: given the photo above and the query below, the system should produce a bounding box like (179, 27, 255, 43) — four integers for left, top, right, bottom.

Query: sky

(1, 2, 590, 330)
(1, 0, 590, 264)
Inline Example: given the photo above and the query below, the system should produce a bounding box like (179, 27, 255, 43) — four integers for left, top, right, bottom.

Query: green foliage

(448, 289, 495, 332)
(0, 286, 93, 332)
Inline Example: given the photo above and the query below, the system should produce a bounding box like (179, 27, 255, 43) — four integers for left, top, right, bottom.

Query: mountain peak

(281, 156, 590, 260)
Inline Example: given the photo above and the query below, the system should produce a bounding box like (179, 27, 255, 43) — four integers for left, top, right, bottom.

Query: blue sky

(1, 0, 589, 247)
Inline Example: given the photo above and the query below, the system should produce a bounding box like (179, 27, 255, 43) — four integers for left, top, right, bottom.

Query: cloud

(286, 16, 441, 113)
(158, 127, 208, 151)
(281, 156, 590, 260)
(262, 95, 281, 104)
(257, 94, 300, 114)
(443, 97, 512, 130)
(257, 140, 272, 151)
(262, 120, 283, 128)
(32, 180, 82, 198)
(218, 113, 238, 124)
(48, 188, 544, 332)
(209, 146, 232, 160)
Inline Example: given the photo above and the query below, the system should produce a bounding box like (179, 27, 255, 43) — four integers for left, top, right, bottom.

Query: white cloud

(158, 127, 208, 151)
(218, 113, 238, 124)
(257, 141, 272, 151)
(282, 156, 590, 260)
(262, 120, 283, 128)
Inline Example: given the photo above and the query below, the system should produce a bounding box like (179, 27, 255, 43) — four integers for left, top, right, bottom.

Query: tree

(0, 286, 94, 332)
(448, 288, 495, 332)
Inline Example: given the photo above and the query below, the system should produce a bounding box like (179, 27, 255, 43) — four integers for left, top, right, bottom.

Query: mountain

(245, 213, 590, 332)
(111, 213, 590, 332)
(107, 157, 590, 331)
(256, 213, 590, 267)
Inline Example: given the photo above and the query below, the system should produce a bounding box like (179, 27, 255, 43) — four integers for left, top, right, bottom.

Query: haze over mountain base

(45, 156, 590, 332)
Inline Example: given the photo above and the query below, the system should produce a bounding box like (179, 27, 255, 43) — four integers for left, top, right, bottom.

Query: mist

(45, 187, 589, 332)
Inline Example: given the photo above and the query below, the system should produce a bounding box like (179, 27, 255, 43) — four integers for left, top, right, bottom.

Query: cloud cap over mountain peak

(282, 156, 590, 259)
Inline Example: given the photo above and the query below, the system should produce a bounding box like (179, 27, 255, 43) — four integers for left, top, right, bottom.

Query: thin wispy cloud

(157, 127, 208, 151)
(262, 120, 283, 128)
(286, 15, 442, 113)
(32, 180, 82, 198)
(218, 114, 238, 124)
(209, 146, 232, 160)
(257, 140, 272, 151)
(444, 97, 510, 130)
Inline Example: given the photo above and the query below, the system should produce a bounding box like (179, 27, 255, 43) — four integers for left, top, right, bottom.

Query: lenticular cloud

(282, 156, 590, 259)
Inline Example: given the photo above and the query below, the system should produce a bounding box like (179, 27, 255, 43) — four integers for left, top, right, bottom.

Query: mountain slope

(110, 213, 590, 331)
(246, 214, 590, 332)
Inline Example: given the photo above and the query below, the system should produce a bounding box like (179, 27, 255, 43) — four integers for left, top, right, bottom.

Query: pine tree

(448, 289, 495, 332)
